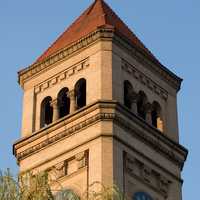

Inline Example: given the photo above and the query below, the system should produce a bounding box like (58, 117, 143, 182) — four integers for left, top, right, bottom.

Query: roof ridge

(34, 0, 161, 68)
(97, 0, 108, 26)
(101, 0, 158, 63)
(86, 0, 99, 15)
(98, 0, 109, 25)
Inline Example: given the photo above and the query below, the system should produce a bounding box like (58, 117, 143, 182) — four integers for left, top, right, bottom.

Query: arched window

(133, 192, 153, 200)
(57, 88, 70, 118)
(40, 96, 53, 128)
(75, 78, 86, 109)
(137, 91, 147, 120)
(124, 80, 133, 109)
(151, 101, 163, 131)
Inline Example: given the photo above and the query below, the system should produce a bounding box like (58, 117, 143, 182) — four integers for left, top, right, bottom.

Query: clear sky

(0, 0, 199, 199)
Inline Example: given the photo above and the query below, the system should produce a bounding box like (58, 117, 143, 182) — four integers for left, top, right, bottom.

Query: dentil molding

(122, 59, 168, 101)
(34, 58, 89, 94)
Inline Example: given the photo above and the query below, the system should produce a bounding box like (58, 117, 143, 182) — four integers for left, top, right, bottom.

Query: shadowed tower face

(14, 0, 187, 199)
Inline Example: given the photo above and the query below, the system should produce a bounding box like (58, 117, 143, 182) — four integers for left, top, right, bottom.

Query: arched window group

(124, 80, 164, 132)
(40, 78, 86, 128)
(40, 78, 163, 131)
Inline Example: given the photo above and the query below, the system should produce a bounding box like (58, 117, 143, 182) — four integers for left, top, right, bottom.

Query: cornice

(18, 28, 114, 88)
(115, 104, 187, 158)
(112, 32, 182, 92)
(13, 101, 187, 170)
(18, 28, 181, 92)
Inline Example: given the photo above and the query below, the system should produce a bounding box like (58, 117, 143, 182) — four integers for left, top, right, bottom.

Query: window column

(51, 99, 59, 122)
(130, 92, 138, 114)
(67, 90, 76, 113)
(145, 103, 152, 124)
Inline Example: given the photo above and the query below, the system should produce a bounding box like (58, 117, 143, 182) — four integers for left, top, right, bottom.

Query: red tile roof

(36, 0, 160, 65)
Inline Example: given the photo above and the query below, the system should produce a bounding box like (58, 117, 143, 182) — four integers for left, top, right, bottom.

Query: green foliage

(0, 169, 54, 200)
(85, 182, 125, 200)
(0, 169, 19, 200)
(0, 169, 125, 200)
(19, 171, 54, 200)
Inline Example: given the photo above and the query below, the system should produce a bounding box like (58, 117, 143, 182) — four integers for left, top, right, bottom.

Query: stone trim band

(14, 103, 187, 170)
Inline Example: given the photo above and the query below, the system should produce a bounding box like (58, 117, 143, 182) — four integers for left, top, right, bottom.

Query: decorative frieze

(34, 58, 89, 94)
(76, 151, 88, 169)
(53, 161, 65, 179)
(48, 150, 88, 181)
(125, 153, 171, 197)
(122, 59, 168, 101)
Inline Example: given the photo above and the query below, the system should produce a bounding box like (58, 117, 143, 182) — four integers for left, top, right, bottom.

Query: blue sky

(0, 0, 199, 199)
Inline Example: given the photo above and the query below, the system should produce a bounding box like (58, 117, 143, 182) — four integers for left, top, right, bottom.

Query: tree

(0, 169, 19, 200)
(0, 169, 54, 200)
(0, 169, 125, 200)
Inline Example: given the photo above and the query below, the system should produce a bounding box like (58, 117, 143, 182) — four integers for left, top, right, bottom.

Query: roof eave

(112, 30, 183, 92)
(18, 27, 182, 92)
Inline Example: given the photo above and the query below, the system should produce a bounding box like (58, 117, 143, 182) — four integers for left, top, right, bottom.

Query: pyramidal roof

(36, 0, 159, 65)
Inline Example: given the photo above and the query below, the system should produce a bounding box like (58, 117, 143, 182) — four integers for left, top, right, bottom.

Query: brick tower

(14, 0, 187, 199)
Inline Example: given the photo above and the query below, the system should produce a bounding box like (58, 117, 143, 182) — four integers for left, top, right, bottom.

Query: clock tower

(13, 0, 188, 199)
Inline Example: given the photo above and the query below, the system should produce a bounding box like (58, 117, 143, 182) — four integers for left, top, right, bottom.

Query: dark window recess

(124, 80, 133, 109)
(151, 101, 161, 128)
(137, 91, 147, 120)
(40, 96, 53, 128)
(58, 88, 70, 118)
(151, 109, 158, 127)
(75, 78, 86, 109)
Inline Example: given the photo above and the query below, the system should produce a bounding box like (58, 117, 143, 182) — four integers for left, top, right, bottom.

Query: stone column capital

(50, 99, 59, 121)
(67, 89, 76, 113)
(129, 91, 138, 103)
(144, 103, 152, 113)
(67, 90, 76, 99)
(50, 99, 58, 108)
(128, 91, 138, 114)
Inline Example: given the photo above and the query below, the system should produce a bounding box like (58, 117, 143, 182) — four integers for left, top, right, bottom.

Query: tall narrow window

(124, 80, 133, 109)
(151, 101, 163, 131)
(75, 78, 86, 109)
(40, 96, 53, 128)
(137, 91, 147, 120)
(57, 88, 70, 118)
